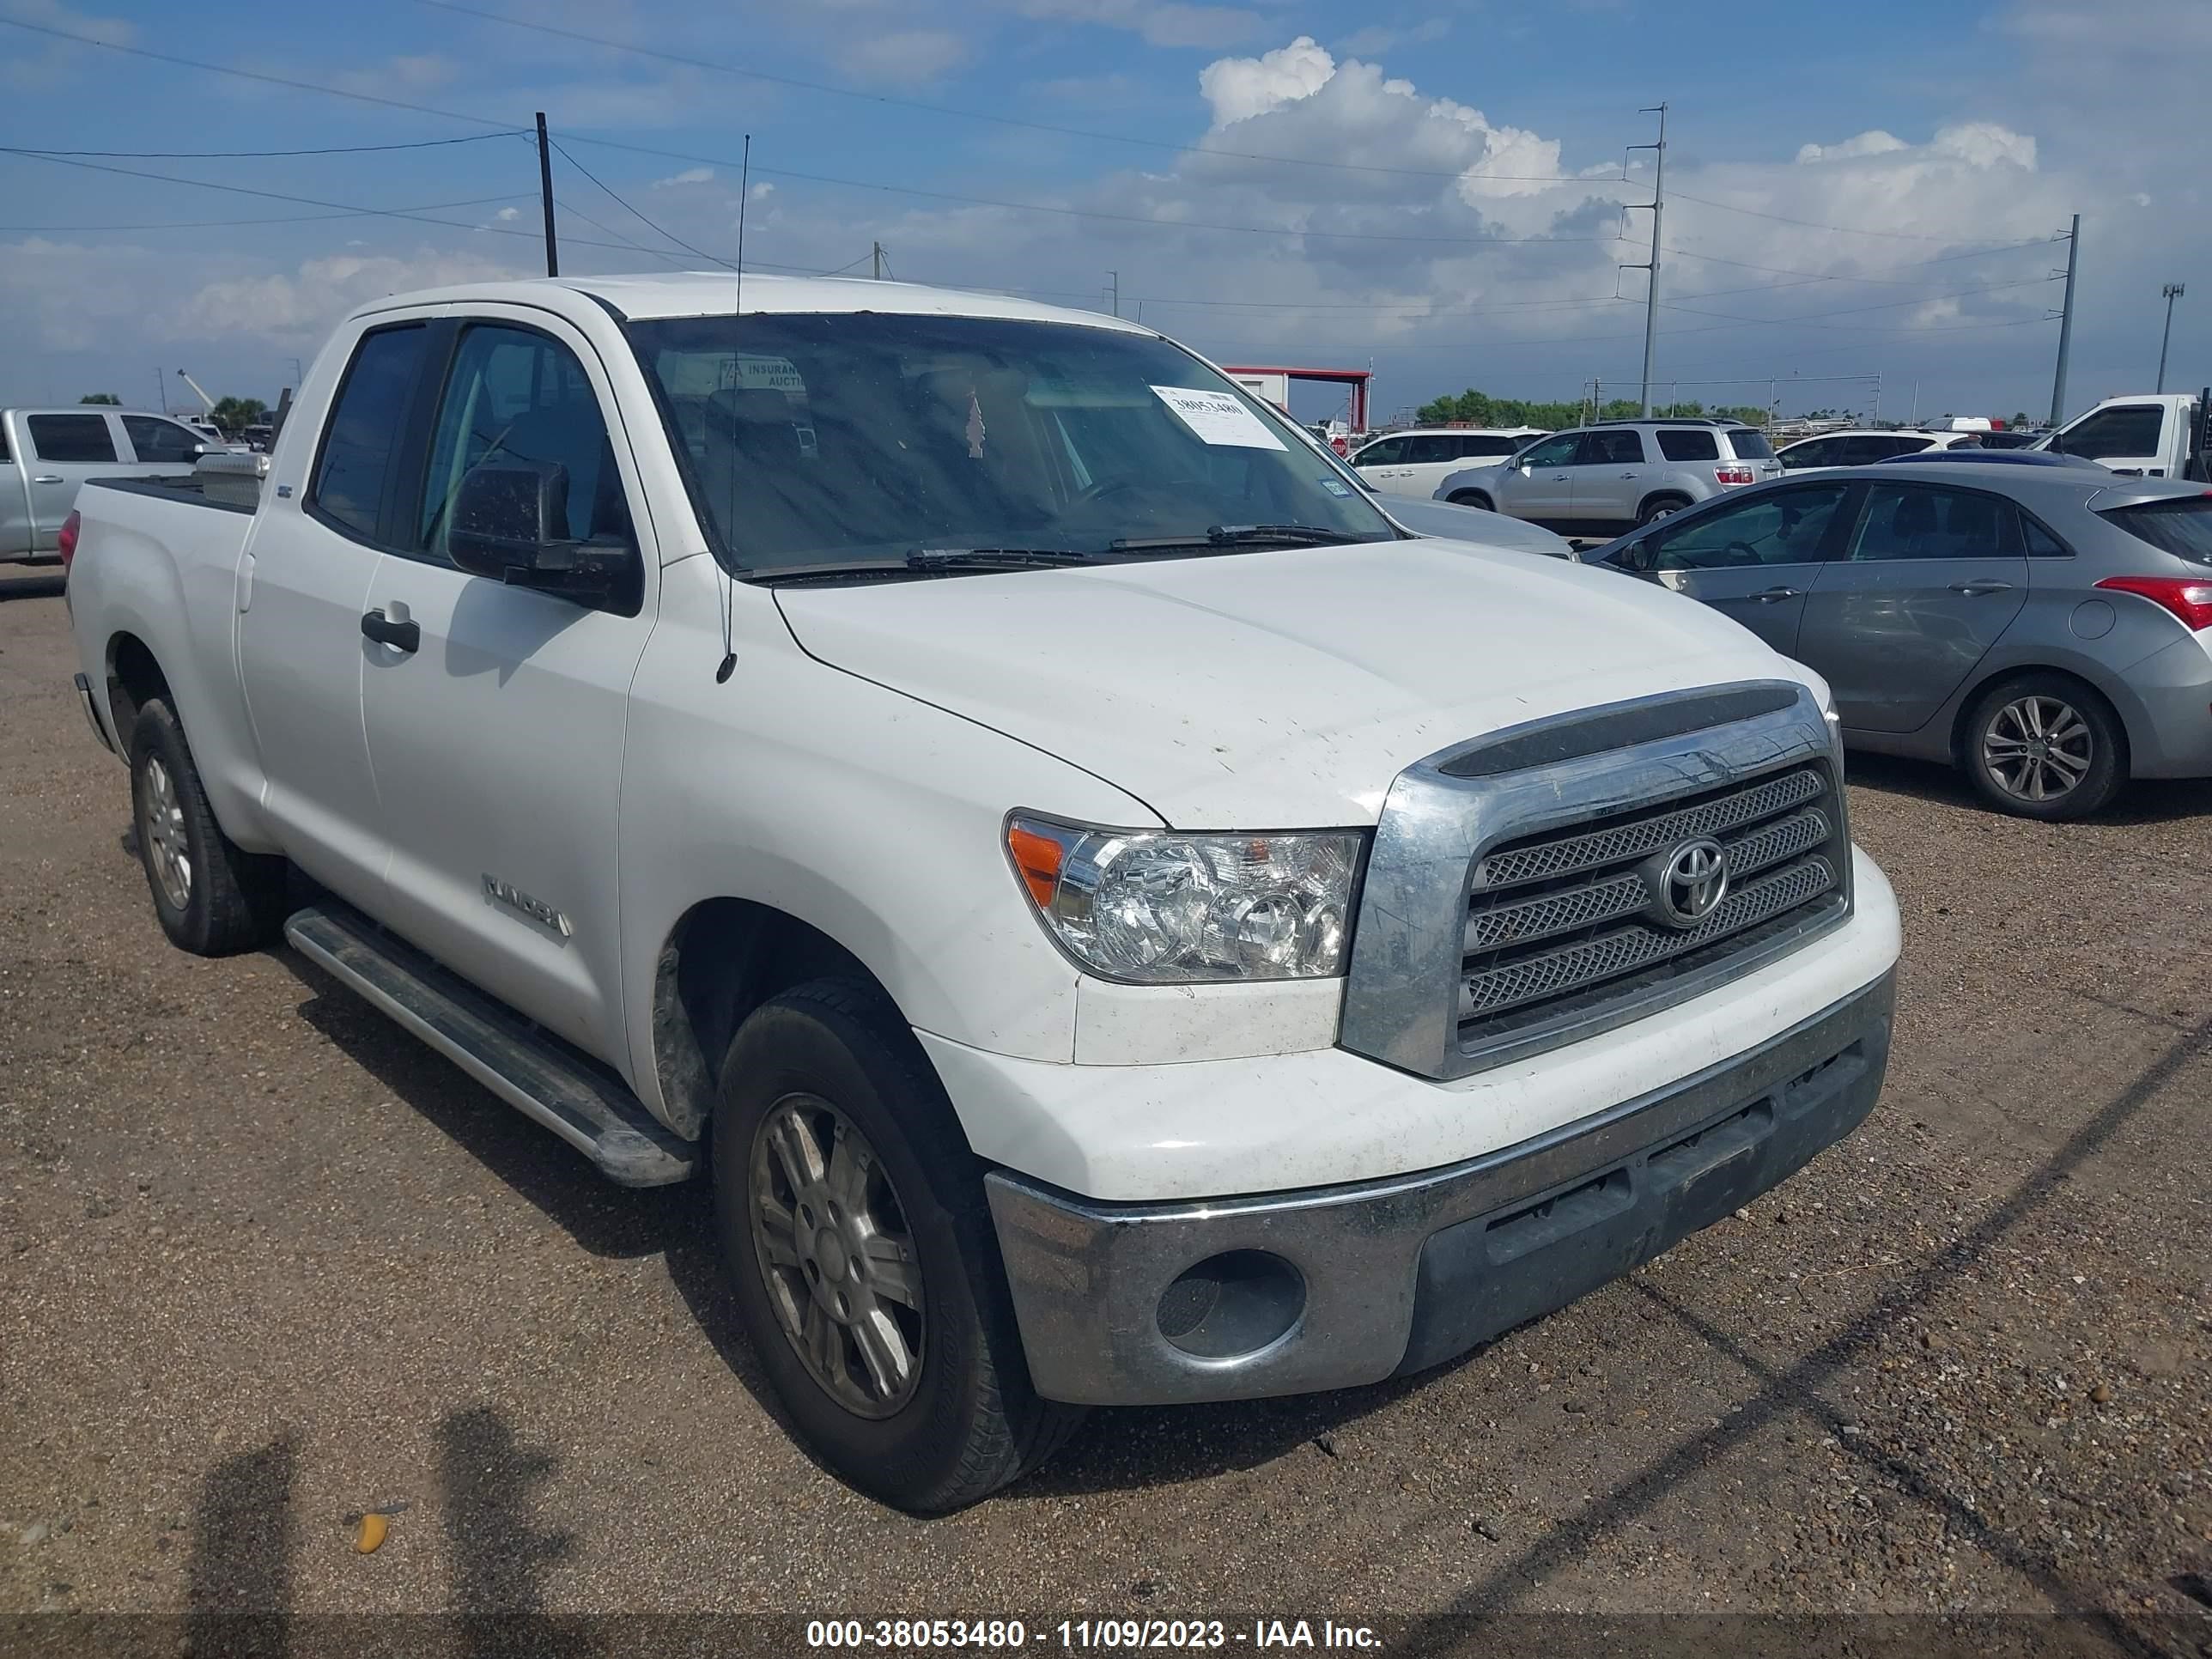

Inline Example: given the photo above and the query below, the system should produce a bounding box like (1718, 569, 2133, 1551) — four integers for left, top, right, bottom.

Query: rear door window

(27, 413, 117, 464)
(121, 416, 207, 465)
(309, 324, 430, 543)
(1577, 430, 1644, 465)
(1847, 484, 2021, 561)
(1401, 435, 1455, 465)
(1656, 428, 1719, 462)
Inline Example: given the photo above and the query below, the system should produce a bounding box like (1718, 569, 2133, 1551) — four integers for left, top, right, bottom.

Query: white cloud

(173, 251, 528, 343)
(1928, 122, 2036, 170)
(333, 52, 455, 96)
(750, 181, 776, 200)
(1199, 36, 1333, 125)
(495, 206, 522, 222)
(1795, 131, 1908, 165)
(652, 167, 716, 190)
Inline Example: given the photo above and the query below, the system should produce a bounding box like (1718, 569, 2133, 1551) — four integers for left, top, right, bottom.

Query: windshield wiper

(1110, 523, 1364, 551)
(906, 547, 1094, 570)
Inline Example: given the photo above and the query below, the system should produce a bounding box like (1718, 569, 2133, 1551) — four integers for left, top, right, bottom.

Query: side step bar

(285, 903, 699, 1188)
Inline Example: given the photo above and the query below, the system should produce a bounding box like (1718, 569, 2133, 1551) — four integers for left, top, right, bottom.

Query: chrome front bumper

(985, 970, 1893, 1407)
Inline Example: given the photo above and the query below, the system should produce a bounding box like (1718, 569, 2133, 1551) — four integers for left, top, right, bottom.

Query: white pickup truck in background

(1, 406, 230, 562)
(63, 273, 1901, 1511)
(2036, 389, 2211, 479)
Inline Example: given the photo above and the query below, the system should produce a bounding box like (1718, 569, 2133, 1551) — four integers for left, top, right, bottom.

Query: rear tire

(1637, 494, 1692, 526)
(1960, 672, 2124, 820)
(129, 699, 290, 956)
(711, 978, 1085, 1512)
(1448, 490, 1494, 511)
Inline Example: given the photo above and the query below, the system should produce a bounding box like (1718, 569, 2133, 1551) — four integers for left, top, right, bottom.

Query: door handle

(1753, 586, 1803, 602)
(32, 474, 62, 484)
(1948, 580, 2014, 597)
(1619, 471, 1638, 478)
(360, 605, 420, 653)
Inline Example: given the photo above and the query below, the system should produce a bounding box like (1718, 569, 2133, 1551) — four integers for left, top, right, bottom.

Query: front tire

(1637, 494, 1692, 527)
(711, 979, 1084, 1512)
(128, 699, 289, 955)
(1960, 673, 2124, 820)
(1448, 490, 1494, 511)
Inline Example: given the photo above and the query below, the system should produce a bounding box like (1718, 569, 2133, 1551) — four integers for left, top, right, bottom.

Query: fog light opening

(1155, 1250, 1304, 1360)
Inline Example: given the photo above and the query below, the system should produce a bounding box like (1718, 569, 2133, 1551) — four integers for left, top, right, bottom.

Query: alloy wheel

(749, 1093, 926, 1419)
(1981, 694, 2093, 804)
(140, 754, 193, 910)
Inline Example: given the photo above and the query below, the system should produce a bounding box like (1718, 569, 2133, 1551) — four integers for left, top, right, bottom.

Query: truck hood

(774, 538, 1807, 828)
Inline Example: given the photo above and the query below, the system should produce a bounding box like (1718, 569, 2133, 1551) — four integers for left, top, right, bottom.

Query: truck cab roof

(356, 271, 1158, 332)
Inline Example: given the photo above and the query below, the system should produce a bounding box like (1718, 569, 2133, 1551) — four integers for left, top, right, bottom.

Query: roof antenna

(714, 132, 751, 686)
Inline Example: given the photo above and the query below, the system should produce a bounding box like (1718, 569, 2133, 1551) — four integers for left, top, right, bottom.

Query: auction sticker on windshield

(1150, 385, 1287, 451)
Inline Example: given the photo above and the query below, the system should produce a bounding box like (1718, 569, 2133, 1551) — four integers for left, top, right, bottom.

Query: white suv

(1351, 426, 1546, 499)
(1435, 420, 1783, 535)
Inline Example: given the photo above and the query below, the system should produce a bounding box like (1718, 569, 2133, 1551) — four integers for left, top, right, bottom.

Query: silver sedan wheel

(1981, 694, 2093, 804)
(749, 1093, 925, 1419)
(140, 754, 193, 911)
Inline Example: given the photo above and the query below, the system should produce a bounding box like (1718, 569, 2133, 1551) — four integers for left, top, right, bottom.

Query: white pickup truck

(2036, 388, 2211, 479)
(64, 274, 1901, 1511)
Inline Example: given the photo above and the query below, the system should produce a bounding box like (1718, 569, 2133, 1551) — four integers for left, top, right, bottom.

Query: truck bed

(83, 474, 255, 516)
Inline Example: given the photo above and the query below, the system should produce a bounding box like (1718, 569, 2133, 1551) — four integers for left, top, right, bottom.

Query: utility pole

(871, 241, 884, 281)
(1622, 103, 1668, 417)
(154, 367, 165, 415)
(534, 112, 559, 277)
(2049, 214, 2079, 425)
(1106, 270, 1119, 318)
(2157, 283, 2186, 392)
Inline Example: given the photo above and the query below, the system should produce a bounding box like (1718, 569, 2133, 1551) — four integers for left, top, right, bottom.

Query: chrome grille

(1457, 762, 1845, 1056)
(1475, 769, 1822, 892)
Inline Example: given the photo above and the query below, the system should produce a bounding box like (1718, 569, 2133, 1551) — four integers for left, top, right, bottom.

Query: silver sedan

(1586, 461, 2212, 818)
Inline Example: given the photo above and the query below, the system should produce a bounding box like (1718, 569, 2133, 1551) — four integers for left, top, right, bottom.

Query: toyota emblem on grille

(1653, 837, 1728, 927)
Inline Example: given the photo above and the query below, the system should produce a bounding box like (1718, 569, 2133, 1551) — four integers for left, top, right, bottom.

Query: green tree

(79, 392, 121, 404)
(210, 396, 267, 431)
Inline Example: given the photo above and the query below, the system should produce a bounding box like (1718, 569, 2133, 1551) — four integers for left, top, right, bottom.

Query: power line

(0, 192, 534, 233)
(1655, 236, 2055, 284)
(6, 131, 529, 159)
(404, 0, 1617, 188)
(1658, 274, 2058, 330)
(550, 137, 735, 270)
(1669, 186, 2045, 243)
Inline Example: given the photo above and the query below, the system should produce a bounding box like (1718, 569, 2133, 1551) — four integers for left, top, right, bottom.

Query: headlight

(1006, 817, 1364, 983)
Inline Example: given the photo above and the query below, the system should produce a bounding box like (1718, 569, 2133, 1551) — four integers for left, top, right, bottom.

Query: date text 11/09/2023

(805, 1620, 1385, 1650)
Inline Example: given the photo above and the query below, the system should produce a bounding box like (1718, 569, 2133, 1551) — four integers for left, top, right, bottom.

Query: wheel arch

(105, 629, 171, 743)
(1447, 489, 1494, 510)
(1947, 660, 2134, 775)
(1636, 489, 1696, 523)
(650, 896, 890, 1140)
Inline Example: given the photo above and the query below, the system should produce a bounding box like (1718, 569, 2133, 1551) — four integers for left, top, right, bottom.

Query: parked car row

(1584, 461, 2212, 819)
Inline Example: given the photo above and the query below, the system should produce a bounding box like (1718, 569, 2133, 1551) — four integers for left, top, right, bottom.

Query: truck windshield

(624, 313, 1398, 576)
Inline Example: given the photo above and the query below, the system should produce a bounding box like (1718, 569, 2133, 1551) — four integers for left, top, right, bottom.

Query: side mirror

(447, 461, 626, 602)
(1617, 538, 1656, 573)
(191, 442, 216, 459)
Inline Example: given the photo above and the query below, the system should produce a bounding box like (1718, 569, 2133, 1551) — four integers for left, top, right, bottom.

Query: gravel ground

(1, 566, 2208, 1654)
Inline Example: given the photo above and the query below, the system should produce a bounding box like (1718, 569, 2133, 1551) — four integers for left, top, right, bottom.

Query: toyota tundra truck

(64, 273, 1901, 1511)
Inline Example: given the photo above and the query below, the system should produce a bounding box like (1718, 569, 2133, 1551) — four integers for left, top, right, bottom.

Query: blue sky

(2, 0, 2205, 426)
